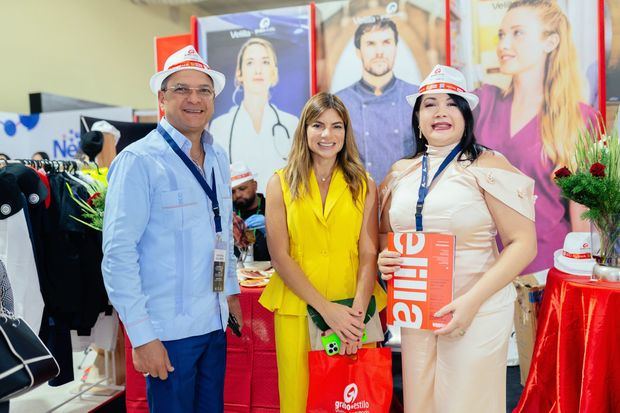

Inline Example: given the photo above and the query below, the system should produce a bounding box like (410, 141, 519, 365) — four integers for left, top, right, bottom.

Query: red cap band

(168, 60, 209, 70)
(232, 172, 252, 181)
(562, 251, 592, 259)
(418, 82, 465, 94)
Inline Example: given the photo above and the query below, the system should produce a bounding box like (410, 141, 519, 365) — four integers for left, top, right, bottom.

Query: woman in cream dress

(378, 65, 537, 412)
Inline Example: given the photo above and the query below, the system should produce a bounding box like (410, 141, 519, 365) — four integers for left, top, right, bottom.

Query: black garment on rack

(0, 167, 47, 317)
(38, 172, 108, 387)
(0, 171, 22, 221)
(0, 168, 73, 386)
(2, 163, 48, 204)
(6, 165, 50, 296)
(2, 164, 108, 387)
(39, 173, 108, 331)
(38, 308, 74, 387)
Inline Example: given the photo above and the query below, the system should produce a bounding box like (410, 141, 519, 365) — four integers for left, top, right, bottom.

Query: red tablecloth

(224, 286, 279, 412)
(123, 286, 279, 412)
(123, 325, 148, 413)
(514, 268, 620, 412)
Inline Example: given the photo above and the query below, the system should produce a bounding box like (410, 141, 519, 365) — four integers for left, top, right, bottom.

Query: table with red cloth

(514, 268, 620, 412)
(123, 286, 279, 412)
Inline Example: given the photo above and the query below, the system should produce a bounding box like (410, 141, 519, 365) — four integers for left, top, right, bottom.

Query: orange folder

(387, 232, 455, 330)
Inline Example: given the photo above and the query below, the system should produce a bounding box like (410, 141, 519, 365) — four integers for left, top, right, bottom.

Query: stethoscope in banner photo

(227, 88, 292, 162)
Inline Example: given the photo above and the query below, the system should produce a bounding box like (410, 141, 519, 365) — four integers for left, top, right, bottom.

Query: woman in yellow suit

(259, 92, 386, 412)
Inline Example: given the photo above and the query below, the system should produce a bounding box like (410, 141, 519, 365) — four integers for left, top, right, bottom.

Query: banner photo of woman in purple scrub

(315, 0, 446, 184)
(197, 6, 312, 192)
(606, 0, 620, 127)
(451, 0, 601, 274)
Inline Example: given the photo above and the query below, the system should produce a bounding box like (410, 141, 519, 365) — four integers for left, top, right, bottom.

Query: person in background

(230, 161, 269, 262)
(336, 15, 419, 183)
(474, 0, 599, 274)
(32, 151, 50, 161)
(259, 92, 386, 412)
(378, 65, 537, 412)
(79, 131, 104, 164)
(90, 120, 120, 168)
(102, 45, 241, 413)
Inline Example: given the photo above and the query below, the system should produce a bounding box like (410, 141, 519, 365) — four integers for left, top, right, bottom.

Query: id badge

(213, 236, 226, 293)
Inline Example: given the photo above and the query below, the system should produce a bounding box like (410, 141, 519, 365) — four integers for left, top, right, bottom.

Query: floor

(7, 352, 122, 413)
(506, 366, 524, 411)
(8, 352, 524, 413)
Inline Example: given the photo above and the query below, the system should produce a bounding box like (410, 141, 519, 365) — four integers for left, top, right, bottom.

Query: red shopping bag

(307, 347, 392, 413)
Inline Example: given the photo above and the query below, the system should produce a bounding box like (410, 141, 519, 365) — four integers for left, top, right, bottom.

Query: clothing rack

(2, 157, 120, 410)
(0, 159, 98, 173)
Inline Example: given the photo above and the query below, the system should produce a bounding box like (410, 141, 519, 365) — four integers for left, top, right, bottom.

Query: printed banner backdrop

(155, 33, 192, 72)
(154, 32, 192, 120)
(450, 0, 601, 273)
(0, 107, 132, 160)
(606, 0, 620, 127)
(452, 0, 599, 107)
(315, 0, 446, 183)
(197, 6, 312, 191)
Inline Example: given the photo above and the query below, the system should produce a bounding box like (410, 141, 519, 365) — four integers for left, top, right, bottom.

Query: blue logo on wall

(53, 129, 81, 158)
(0, 114, 40, 137)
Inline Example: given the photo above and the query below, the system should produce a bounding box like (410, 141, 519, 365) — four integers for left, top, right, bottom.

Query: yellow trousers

(274, 313, 311, 413)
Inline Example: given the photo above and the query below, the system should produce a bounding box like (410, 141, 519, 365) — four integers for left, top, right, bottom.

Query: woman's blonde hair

(506, 0, 590, 168)
(234, 37, 279, 88)
(284, 92, 368, 204)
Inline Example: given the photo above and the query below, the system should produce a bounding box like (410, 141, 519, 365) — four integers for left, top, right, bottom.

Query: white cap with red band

(149, 45, 226, 96)
(406, 64, 479, 110)
(230, 161, 256, 188)
(553, 232, 596, 276)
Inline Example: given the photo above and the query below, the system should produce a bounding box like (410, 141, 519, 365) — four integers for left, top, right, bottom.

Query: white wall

(0, 0, 201, 113)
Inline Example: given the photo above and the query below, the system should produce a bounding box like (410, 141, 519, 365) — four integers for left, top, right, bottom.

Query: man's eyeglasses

(163, 85, 215, 98)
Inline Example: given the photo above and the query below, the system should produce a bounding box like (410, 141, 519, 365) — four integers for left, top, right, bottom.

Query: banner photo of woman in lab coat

(197, 6, 312, 191)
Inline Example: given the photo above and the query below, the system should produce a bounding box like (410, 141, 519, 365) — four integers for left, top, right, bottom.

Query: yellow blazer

(259, 168, 387, 316)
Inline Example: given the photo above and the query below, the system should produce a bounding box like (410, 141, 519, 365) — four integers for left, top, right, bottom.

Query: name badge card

(212, 236, 227, 293)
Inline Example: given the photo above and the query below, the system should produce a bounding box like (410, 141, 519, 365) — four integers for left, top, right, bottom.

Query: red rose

(590, 162, 606, 178)
(554, 167, 572, 179)
(87, 192, 101, 206)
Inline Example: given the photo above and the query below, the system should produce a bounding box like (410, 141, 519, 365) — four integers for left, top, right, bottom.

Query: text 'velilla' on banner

(387, 232, 455, 331)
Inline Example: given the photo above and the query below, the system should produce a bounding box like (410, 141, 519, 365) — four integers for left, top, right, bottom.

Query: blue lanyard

(415, 144, 463, 231)
(157, 124, 222, 233)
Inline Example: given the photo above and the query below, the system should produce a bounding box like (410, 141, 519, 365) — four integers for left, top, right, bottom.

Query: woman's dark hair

(32, 151, 50, 160)
(411, 93, 485, 162)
